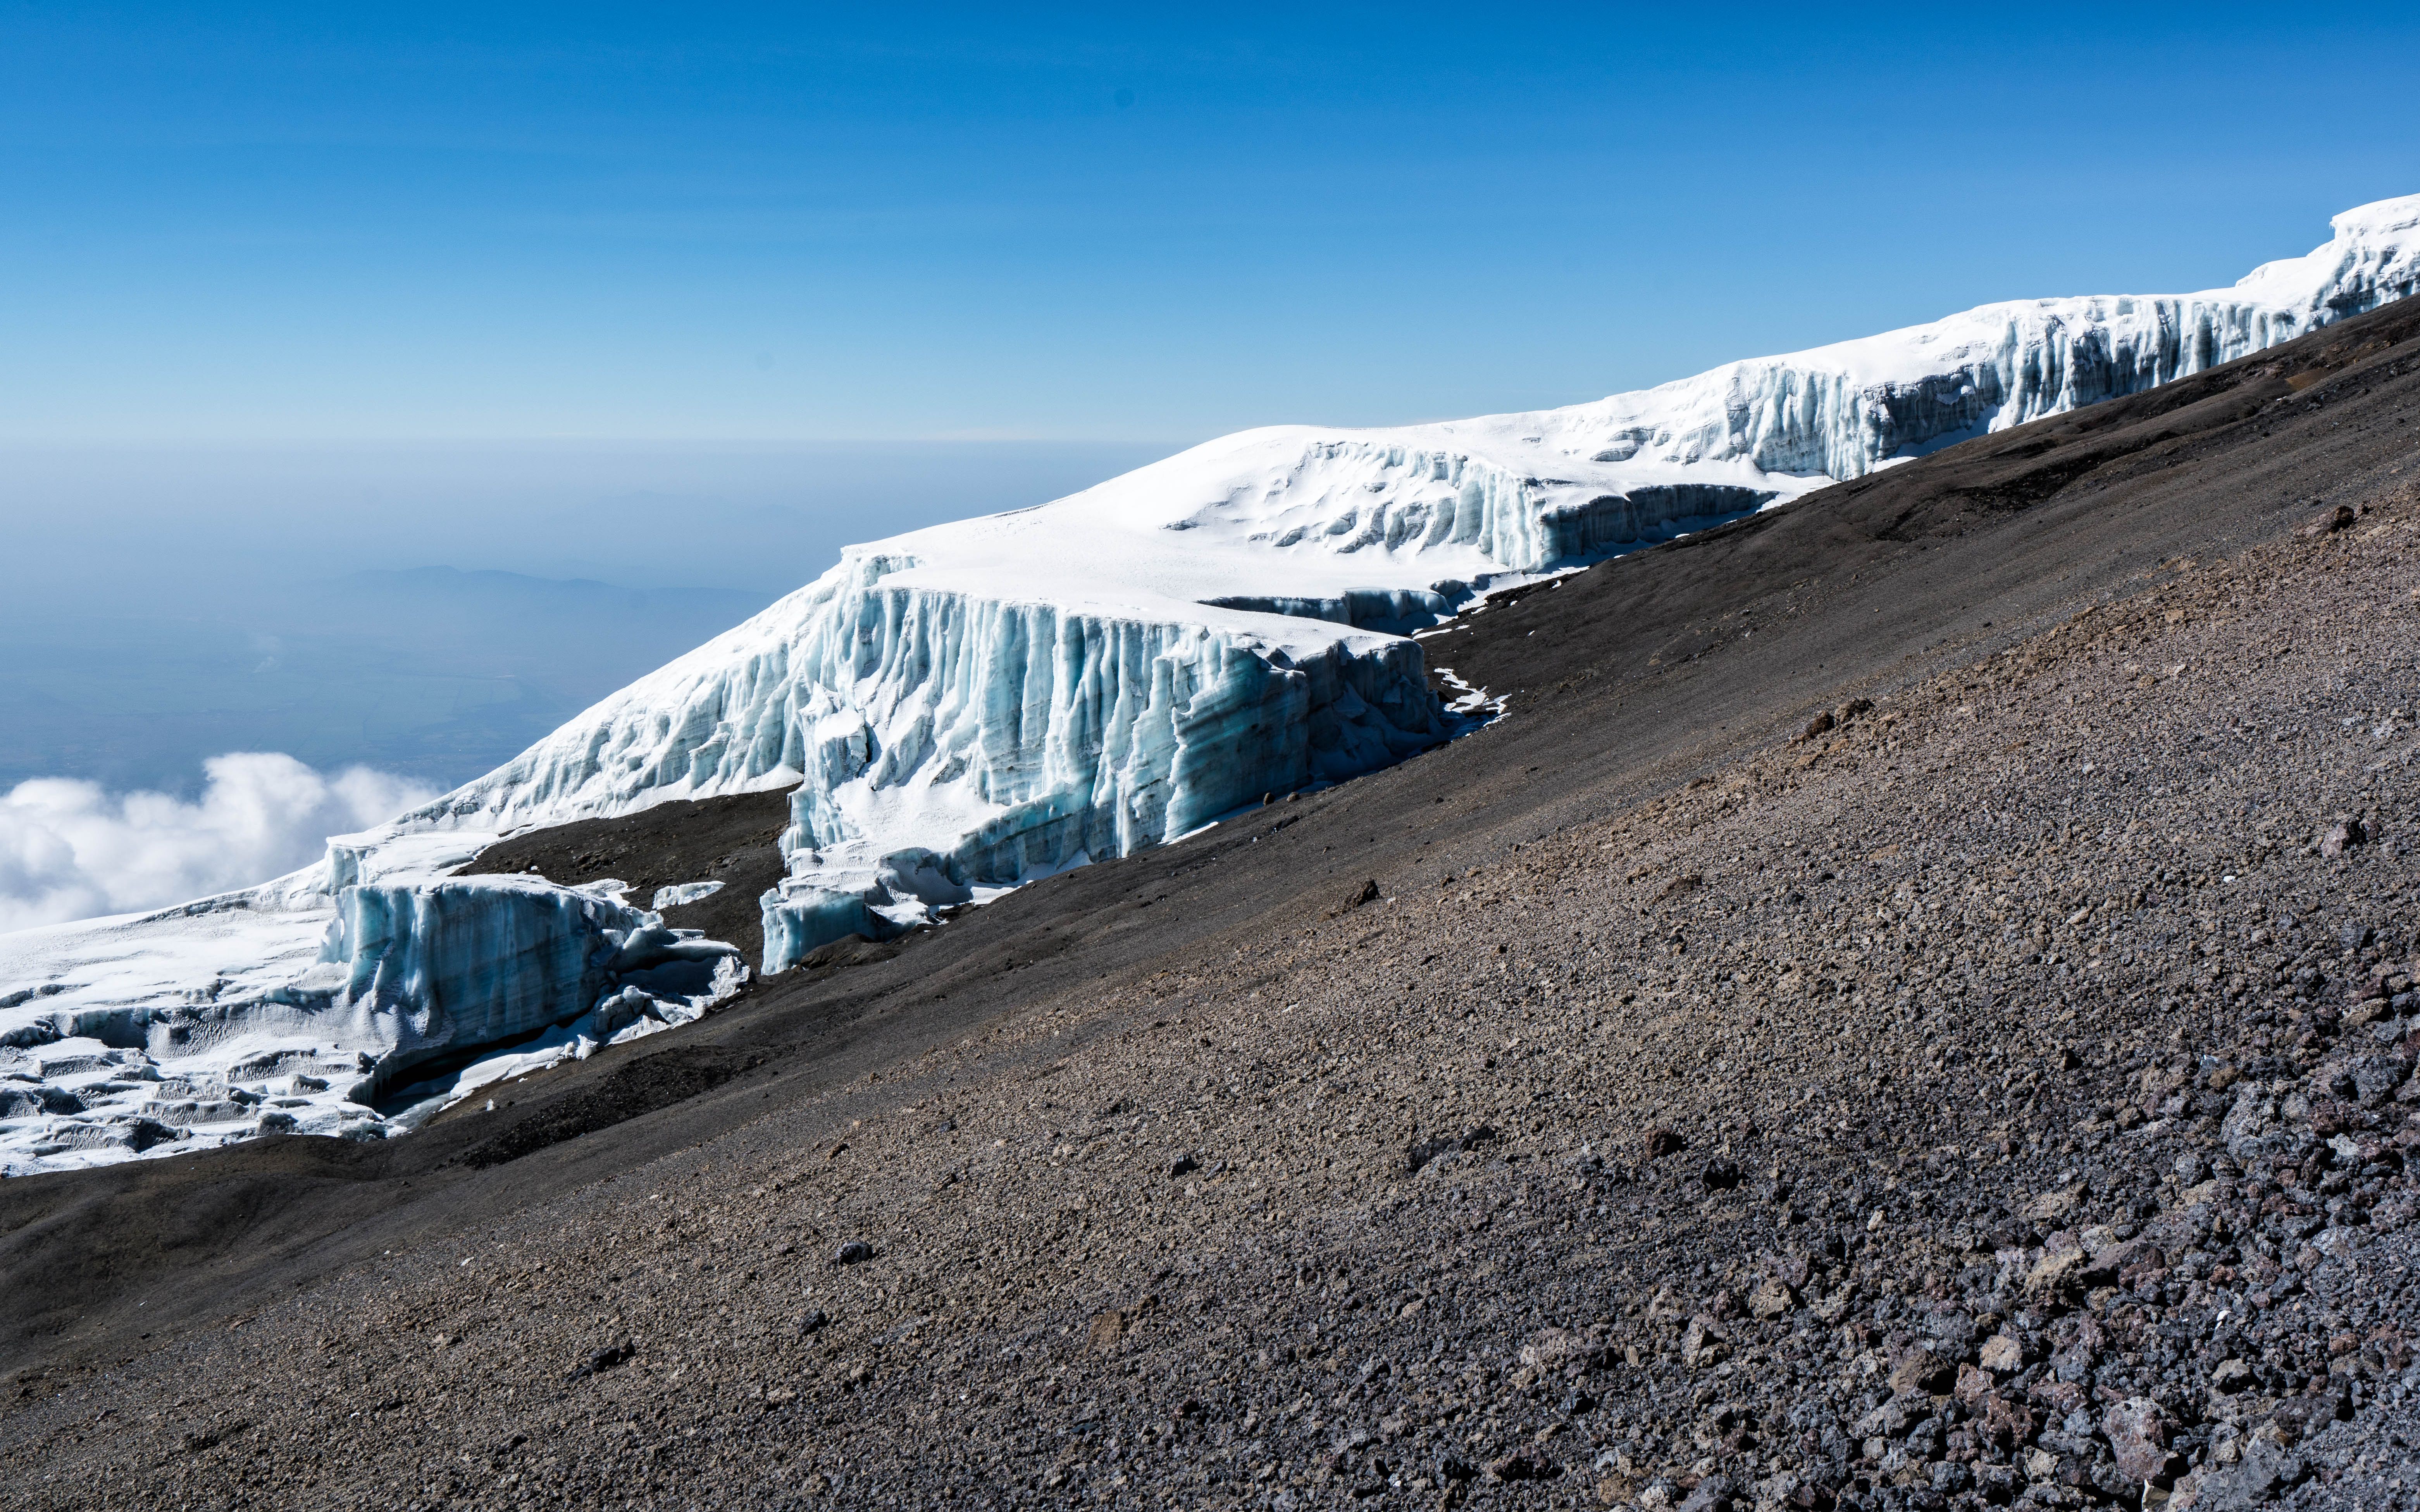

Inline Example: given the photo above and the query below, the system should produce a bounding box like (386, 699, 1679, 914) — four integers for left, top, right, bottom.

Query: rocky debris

(1405, 1124, 1495, 1174)
(797, 933, 901, 972)
(1325, 878, 1381, 917)
(830, 1240, 873, 1266)
(2320, 817, 2367, 857)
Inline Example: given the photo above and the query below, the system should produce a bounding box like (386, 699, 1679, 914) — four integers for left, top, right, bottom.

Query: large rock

(2102, 1397, 2174, 1482)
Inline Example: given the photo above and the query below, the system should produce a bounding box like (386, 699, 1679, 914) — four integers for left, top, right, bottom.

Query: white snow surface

(5, 193, 2416, 1173)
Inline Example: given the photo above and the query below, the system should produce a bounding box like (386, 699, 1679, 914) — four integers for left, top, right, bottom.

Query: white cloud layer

(0, 753, 437, 935)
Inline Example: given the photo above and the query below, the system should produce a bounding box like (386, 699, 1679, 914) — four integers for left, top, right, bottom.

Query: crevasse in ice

(5, 193, 2417, 1172)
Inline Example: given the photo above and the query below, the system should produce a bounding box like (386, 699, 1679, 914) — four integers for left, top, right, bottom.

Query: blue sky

(6, 3, 2419, 446)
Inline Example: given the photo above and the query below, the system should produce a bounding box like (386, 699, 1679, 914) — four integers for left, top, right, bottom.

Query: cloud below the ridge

(0, 754, 437, 935)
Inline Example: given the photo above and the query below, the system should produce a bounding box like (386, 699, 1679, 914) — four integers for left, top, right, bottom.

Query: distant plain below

(0, 439, 1173, 794)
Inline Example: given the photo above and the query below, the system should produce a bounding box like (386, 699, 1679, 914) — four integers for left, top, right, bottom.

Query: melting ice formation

(0, 842, 743, 1175)
(5, 193, 2418, 1174)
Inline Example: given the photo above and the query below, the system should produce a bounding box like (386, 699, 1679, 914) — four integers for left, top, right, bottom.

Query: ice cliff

(413, 194, 2420, 974)
(0, 848, 742, 1173)
(5, 193, 2417, 1174)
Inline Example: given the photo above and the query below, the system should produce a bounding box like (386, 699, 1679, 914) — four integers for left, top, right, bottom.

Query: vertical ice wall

(407, 552, 1448, 971)
(309, 879, 737, 1095)
(0, 870, 743, 1174)
(1540, 194, 2420, 483)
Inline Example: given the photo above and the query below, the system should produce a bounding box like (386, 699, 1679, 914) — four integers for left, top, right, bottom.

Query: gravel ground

(452, 788, 794, 968)
(7, 452, 2420, 1506)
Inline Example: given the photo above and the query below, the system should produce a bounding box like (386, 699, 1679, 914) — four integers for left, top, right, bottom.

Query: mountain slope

(2, 276, 2418, 1512)
(5, 201, 2416, 1185)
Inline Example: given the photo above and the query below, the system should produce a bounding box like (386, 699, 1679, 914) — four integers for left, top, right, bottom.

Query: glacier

(4, 192, 2417, 1175)
(0, 846, 744, 1173)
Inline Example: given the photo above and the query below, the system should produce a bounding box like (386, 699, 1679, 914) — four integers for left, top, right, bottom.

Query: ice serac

(0, 857, 743, 1175)
(310, 878, 737, 1095)
(7, 194, 2419, 1173)
(389, 194, 2420, 972)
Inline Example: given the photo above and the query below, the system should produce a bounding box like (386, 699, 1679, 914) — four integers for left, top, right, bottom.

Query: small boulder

(2321, 819, 2368, 858)
(2024, 1183, 2085, 1223)
(1977, 1393, 2035, 1450)
(1888, 1347, 1953, 1395)
(2269, 1381, 2351, 1443)
(832, 1240, 874, 1266)
(1953, 1363, 1997, 1407)
(2027, 1246, 2085, 1298)
(1518, 1326, 1587, 1370)
(2102, 1397, 2174, 1482)
(1486, 1450, 1555, 1483)
(1677, 1473, 1736, 1512)
(1977, 1333, 2025, 1375)
(1748, 1275, 1796, 1320)
(2347, 1054, 2408, 1104)
(1326, 879, 1381, 918)
(567, 1339, 634, 1380)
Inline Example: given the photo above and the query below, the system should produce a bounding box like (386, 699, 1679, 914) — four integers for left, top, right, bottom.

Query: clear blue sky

(5, 3, 2418, 446)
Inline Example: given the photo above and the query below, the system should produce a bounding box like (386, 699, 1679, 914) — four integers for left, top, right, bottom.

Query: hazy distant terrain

(0, 568, 773, 793)
(0, 440, 1170, 795)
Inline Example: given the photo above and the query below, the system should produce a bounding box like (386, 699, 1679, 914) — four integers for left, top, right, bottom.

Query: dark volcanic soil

(5, 298, 2420, 1510)
(453, 787, 796, 967)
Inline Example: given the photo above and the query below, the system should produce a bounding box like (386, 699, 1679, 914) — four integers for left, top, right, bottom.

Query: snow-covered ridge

(5, 192, 2416, 1175)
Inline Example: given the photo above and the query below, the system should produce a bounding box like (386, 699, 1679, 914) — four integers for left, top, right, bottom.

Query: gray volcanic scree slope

(6, 234, 2420, 1508)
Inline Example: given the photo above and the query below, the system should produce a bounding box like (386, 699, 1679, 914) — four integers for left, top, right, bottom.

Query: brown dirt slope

(452, 787, 794, 967)
(2, 298, 2419, 1510)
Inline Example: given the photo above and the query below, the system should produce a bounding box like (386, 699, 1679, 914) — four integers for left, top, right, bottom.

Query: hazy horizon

(0, 437, 1171, 930)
